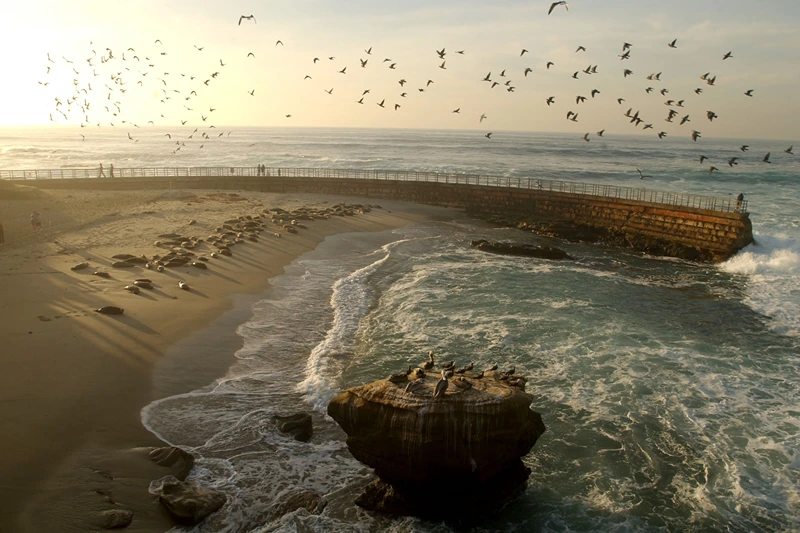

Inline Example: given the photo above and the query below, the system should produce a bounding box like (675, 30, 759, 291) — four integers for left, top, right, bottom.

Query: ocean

(2, 127, 799, 531)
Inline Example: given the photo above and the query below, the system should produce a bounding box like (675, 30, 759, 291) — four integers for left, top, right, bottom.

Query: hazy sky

(2, 0, 799, 140)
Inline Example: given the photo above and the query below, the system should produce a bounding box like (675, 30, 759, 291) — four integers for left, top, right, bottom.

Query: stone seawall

(24, 175, 753, 262)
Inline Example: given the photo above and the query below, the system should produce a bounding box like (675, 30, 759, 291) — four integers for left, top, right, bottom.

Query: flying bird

(524, 67, 532, 76)
(521, 49, 529, 56)
(728, 157, 739, 167)
(239, 15, 256, 25)
(276, 40, 283, 46)
(576, 46, 586, 53)
(636, 169, 652, 179)
(546, 96, 555, 106)
(763, 152, 771, 163)
(744, 89, 754, 97)
(548, 1, 568, 15)
(709, 166, 719, 174)
(546, 61, 554, 69)
(247, 52, 255, 58)
(723, 51, 733, 60)
(485, 132, 492, 138)
(691, 130, 701, 142)
(699, 155, 708, 164)
(582, 133, 590, 142)
(785, 145, 794, 154)
(740, 145, 749, 152)
(480, 114, 487, 122)
(668, 39, 677, 48)
(597, 129, 605, 137)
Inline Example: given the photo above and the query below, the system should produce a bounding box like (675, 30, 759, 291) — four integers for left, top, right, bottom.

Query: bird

(247, 52, 255, 58)
(178, 280, 189, 290)
(623, 69, 633, 77)
(377, 99, 385, 108)
(485, 132, 492, 139)
(691, 130, 701, 142)
(576, 96, 586, 104)
(707, 111, 718, 122)
(572, 72, 579, 79)
(548, 1, 569, 15)
(546, 61, 554, 69)
(524, 67, 532, 77)
(763, 152, 771, 163)
(356, 97, 364, 104)
(618, 98, 625, 104)
(658, 132, 667, 139)
(740, 145, 749, 152)
(623, 42, 633, 51)
(220, 59, 226, 66)
(339, 67, 347, 74)
(668, 39, 678, 48)
(709, 166, 719, 174)
(582, 133, 590, 142)
(325, 88, 333, 94)
(728, 157, 739, 167)
(480, 113, 487, 122)
(248, 90, 255, 96)
(238, 15, 256, 25)
(695, 88, 703, 94)
(786, 145, 794, 155)
(394, 104, 401, 110)
(433, 370, 449, 399)
(275, 40, 283, 46)
(636, 168, 652, 179)
(576, 46, 586, 53)
(521, 49, 528, 56)
(699, 155, 708, 164)
(591, 89, 600, 98)
(365, 46, 372, 55)
(723, 51, 733, 60)
(439, 60, 446, 70)
(360, 58, 368, 67)
(744, 89, 754, 97)
(597, 129, 605, 137)
(427, 79, 434, 86)
(452, 108, 460, 113)
(546, 96, 555, 106)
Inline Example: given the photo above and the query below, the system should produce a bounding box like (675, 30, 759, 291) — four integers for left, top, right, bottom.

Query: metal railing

(0, 166, 747, 213)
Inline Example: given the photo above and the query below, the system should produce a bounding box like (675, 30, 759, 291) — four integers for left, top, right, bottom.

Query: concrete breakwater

(16, 173, 753, 262)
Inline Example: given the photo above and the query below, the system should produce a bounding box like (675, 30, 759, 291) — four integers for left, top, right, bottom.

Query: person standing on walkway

(30, 210, 42, 232)
(99, 163, 106, 178)
(736, 192, 744, 212)
(110, 164, 115, 178)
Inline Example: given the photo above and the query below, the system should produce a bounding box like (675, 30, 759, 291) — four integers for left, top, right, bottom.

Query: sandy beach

(0, 181, 453, 532)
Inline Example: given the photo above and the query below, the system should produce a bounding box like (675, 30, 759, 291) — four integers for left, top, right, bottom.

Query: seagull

(546, 96, 555, 106)
(636, 168, 653, 179)
(479, 113, 487, 122)
(785, 145, 794, 154)
(691, 130, 701, 142)
(360, 58, 368, 67)
(548, 1, 568, 15)
(325, 88, 333, 94)
(699, 155, 708, 164)
(313, 57, 319, 63)
(763, 152, 771, 163)
(709, 166, 719, 174)
(623, 69, 633, 77)
(304, 75, 312, 80)
(377, 99, 385, 108)
(744, 89, 754, 97)
(597, 129, 605, 137)
(452, 108, 460, 113)
(576, 46, 586, 53)
(658, 132, 667, 139)
(591, 89, 600, 98)
(623, 42, 633, 51)
(723, 51, 733, 60)
(248, 89, 255, 96)
(618, 98, 625, 104)
(546, 61, 554, 69)
(521, 49, 528, 56)
(740, 145, 749, 152)
(482, 72, 492, 81)
(220, 59, 226, 66)
(728, 157, 739, 167)
(668, 39, 677, 48)
(339, 67, 347, 74)
(365, 47, 372, 55)
(485, 132, 492, 138)
(427, 79, 434, 86)
(582, 133, 590, 142)
(576, 95, 587, 104)
(356, 97, 364, 104)
(524, 67, 532, 77)
(275, 40, 283, 46)
(439, 60, 446, 69)
(247, 52, 255, 58)
(238, 15, 256, 25)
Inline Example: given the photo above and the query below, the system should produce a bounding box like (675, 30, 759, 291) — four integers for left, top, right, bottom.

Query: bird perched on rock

(421, 350, 435, 370)
(453, 377, 472, 390)
(455, 362, 474, 374)
(433, 371, 449, 399)
(388, 371, 409, 384)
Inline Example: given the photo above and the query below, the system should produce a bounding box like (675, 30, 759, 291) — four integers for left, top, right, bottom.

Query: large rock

(149, 446, 194, 480)
(273, 413, 313, 442)
(97, 508, 134, 529)
(155, 481, 226, 525)
(327, 372, 546, 519)
(470, 239, 573, 260)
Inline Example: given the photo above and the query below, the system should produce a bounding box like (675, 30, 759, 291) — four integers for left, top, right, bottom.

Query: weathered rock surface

(470, 239, 573, 260)
(154, 480, 226, 526)
(274, 490, 328, 516)
(273, 413, 313, 442)
(97, 508, 134, 529)
(327, 372, 546, 519)
(149, 446, 194, 481)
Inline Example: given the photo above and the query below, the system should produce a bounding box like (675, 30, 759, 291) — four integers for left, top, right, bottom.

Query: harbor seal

(192, 261, 207, 269)
(93, 271, 111, 278)
(71, 262, 90, 271)
(178, 280, 189, 291)
(124, 285, 141, 294)
(133, 280, 152, 289)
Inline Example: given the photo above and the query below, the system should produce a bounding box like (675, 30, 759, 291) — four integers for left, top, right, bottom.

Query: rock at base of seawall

(154, 480, 226, 526)
(327, 372, 546, 520)
(470, 239, 573, 260)
(274, 490, 328, 516)
(273, 413, 313, 442)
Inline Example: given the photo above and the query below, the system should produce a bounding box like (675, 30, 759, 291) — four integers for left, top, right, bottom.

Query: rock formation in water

(470, 239, 573, 260)
(327, 368, 546, 520)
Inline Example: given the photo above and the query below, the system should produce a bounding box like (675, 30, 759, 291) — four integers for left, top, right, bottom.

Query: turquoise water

(2, 128, 798, 531)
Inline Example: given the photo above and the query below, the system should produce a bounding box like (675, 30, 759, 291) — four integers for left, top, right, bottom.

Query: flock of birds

(37, 2, 794, 176)
(387, 350, 526, 399)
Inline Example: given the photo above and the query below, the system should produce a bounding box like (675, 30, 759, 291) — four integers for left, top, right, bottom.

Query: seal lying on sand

(96, 306, 124, 315)
(178, 280, 190, 291)
(71, 262, 90, 271)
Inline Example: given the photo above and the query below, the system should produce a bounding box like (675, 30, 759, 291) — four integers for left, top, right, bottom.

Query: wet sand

(0, 183, 452, 532)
